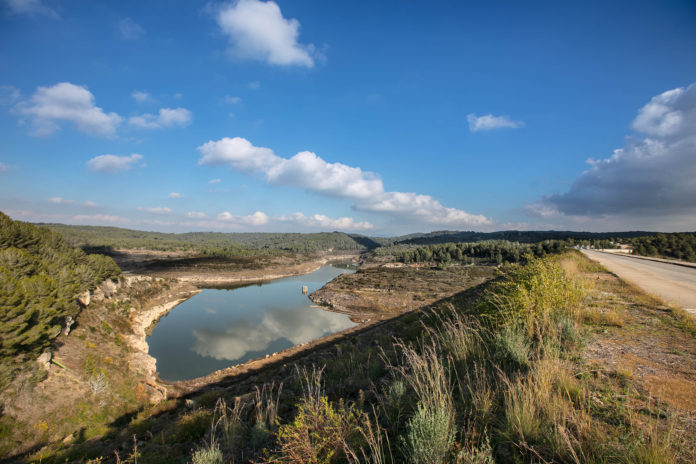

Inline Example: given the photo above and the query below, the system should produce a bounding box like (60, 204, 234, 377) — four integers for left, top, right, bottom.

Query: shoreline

(131, 255, 359, 394)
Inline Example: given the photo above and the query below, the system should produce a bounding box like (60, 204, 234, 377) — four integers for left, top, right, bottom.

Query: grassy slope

(31, 251, 696, 463)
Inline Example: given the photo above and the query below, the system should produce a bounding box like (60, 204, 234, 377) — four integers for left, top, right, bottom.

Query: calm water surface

(148, 265, 356, 381)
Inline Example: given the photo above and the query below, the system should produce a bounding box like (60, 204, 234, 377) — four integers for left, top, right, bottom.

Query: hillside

(0, 213, 121, 391)
(17, 251, 694, 464)
(41, 225, 379, 254)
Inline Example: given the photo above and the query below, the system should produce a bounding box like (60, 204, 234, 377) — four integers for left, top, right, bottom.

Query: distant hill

(392, 230, 656, 246)
(41, 224, 382, 254)
(39, 224, 663, 254)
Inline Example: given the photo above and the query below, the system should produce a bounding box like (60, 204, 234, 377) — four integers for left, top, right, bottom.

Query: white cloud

(209, 178, 222, 184)
(197, 137, 492, 227)
(198, 137, 279, 173)
(278, 212, 373, 231)
(137, 206, 172, 215)
(267, 151, 384, 200)
(224, 95, 241, 104)
(248, 81, 261, 90)
(0, 162, 9, 173)
(118, 17, 145, 40)
(186, 211, 207, 219)
(0, 85, 20, 105)
(5, 0, 58, 18)
(72, 214, 131, 225)
(632, 86, 696, 139)
(83, 200, 98, 207)
(523, 203, 560, 219)
(49, 197, 74, 205)
(356, 192, 491, 226)
(131, 90, 152, 103)
(17, 82, 122, 136)
(128, 107, 192, 129)
(168, 192, 182, 199)
(217, 210, 269, 226)
(467, 113, 523, 132)
(531, 82, 696, 223)
(86, 153, 143, 173)
(192, 305, 353, 361)
(215, 0, 316, 67)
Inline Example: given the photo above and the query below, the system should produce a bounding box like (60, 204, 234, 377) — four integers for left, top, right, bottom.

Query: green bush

(192, 444, 224, 464)
(402, 403, 455, 464)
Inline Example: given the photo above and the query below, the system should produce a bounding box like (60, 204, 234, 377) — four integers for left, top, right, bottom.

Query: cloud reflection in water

(192, 305, 354, 362)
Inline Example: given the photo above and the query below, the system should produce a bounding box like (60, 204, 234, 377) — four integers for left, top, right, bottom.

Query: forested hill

(627, 233, 696, 262)
(42, 224, 381, 254)
(393, 230, 655, 246)
(0, 212, 121, 389)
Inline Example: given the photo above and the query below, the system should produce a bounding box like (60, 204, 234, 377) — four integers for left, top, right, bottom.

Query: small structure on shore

(302, 285, 308, 294)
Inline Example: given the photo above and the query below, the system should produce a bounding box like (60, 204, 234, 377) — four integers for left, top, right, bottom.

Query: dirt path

(582, 250, 696, 315)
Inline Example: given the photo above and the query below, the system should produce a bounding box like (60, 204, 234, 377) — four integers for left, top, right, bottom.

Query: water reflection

(192, 305, 354, 361)
(147, 265, 355, 381)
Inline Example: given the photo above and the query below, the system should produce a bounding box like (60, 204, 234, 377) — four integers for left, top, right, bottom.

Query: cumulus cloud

(531, 82, 696, 222)
(217, 210, 269, 226)
(5, 0, 58, 18)
(137, 206, 172, 215)
(215, 0, 316, 67)
(72, 214, 131, 225)
(168, 192, 182, 199)
(48, 197, 74, 205)
(278, 212, 373, 231)
(186, 211, 207, 219)
(224, 95, 241, 104)
(0, 85, 20, 105)
(86, 153, 143, 173)
(17, 82, 122, 136)
(131, 90, 152, 103)
(467, 113, 523, 132)
(209, 178, 222, 184)
(128, 107, 192, 129)
(118, 17, 145, 40)
(0, 162, 10, 173)
(198, 137, 492, 227)
(193, 305, 354, 361)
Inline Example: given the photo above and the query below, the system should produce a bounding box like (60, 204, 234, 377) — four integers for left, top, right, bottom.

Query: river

(147, 265, 356, 381)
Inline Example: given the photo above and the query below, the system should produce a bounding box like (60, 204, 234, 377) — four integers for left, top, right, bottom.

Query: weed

(191, 444, 224, 464)
(493, 324, 530, 369)
(402, 402, 455, 464)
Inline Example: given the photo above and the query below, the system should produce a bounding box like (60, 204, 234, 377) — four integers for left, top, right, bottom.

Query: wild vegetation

(627, 232, 696, 262)
(391, 240, 568, 265)
(44, 224, 382, 255)
(391, 230, 652, 246)
(3, 216, 694, 462)
(0, 212, 120, 391)
(32, 251, 693, 463)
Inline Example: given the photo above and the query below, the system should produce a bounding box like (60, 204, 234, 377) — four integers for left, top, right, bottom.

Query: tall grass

(245, 254, 680, 463)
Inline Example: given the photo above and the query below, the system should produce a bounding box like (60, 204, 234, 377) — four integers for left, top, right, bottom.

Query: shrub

(191, 443, 223, 464)
(493, 324, 530, 369)
(402, 403, 454, 464)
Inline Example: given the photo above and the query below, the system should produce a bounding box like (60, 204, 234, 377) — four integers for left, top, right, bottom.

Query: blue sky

(1, 0, 695, 234)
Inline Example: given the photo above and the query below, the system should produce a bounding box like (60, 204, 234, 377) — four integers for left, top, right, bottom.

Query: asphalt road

(582, 250, 696, 315)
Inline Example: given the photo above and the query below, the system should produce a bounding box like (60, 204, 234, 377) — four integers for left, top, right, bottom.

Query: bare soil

(309, 265, 496, 321)
(581, 271, 696, 461)
(111, 249, 360, 286)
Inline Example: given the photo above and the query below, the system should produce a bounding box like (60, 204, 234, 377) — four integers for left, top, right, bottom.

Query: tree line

(395, 240, 571, 265)
(628, 233, 696, 262)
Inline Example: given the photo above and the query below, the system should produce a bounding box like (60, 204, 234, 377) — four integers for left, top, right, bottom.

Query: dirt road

(582, 250, 696, 314)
